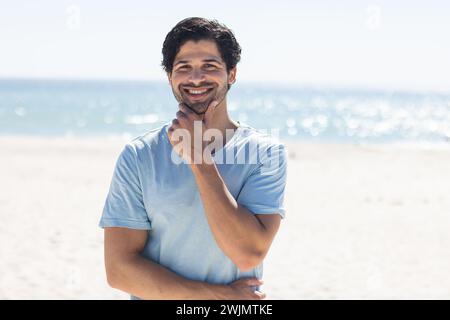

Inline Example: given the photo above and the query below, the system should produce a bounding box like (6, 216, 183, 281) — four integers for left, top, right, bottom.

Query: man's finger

(246, 278, 263, 286)
(179, 103, 195, 116)
(254, 291, 266, 299)
(176, 110, 186, 119)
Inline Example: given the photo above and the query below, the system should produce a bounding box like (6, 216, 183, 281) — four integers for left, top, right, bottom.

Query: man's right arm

(104, 227, 265, 300)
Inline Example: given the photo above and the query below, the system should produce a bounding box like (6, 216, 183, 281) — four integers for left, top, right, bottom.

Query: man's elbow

(105, 263, 121, 289)
(105, 259, 129, 290)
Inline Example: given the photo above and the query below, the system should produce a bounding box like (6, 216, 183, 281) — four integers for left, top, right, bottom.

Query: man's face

(168, 39, 236, 114)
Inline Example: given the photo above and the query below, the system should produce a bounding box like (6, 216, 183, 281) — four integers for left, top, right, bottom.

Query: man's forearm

(109, 253, 228, 299)
(190, 159, 268, 270)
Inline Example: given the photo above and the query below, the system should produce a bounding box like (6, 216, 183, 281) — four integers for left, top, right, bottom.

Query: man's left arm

(190, 160, 281, 272)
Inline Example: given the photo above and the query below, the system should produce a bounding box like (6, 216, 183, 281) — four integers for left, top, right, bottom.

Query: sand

(1, 135, 450, 299)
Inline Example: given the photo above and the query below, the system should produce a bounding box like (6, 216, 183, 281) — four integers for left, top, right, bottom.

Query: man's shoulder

(116, 122, 171, 165)
(125, 122, 170, 152)
(236, 122, 286, 152)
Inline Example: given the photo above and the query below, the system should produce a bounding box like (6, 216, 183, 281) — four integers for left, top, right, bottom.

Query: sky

(0, 0, 449, 92)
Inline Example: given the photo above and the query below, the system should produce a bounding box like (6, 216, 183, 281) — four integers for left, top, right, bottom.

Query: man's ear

(167, 72, 172, 86)
(228, 67, 237, 86)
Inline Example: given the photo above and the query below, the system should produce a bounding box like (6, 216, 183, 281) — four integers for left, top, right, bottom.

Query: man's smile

(182, 86, 214, 101)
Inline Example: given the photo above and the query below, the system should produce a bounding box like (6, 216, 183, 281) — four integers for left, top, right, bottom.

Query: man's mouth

(182, 87, 214, 100)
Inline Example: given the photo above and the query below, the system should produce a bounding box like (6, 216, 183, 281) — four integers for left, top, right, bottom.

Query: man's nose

(188, 68, 206, 86)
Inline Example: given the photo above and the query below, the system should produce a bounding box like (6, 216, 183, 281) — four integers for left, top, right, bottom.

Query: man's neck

(205, 101, 240, 146)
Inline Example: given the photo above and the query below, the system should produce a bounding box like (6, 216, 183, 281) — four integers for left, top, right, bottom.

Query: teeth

(187, 89, 209, 95)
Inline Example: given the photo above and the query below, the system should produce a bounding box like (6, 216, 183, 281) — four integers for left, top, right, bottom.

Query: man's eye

(204, 64, 217, 69)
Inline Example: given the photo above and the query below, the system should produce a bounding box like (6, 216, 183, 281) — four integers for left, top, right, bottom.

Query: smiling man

(99, 17, 287, 300)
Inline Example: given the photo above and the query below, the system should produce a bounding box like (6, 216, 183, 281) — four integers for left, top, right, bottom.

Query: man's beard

(171, 82, 228, 115)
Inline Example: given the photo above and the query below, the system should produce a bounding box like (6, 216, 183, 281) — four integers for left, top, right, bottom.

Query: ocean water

(1, 79, 449, 145)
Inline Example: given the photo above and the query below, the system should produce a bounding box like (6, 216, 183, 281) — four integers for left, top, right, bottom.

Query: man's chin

(185, 101, 210, 115)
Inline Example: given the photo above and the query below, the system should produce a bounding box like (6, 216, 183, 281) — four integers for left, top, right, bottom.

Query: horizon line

(0, 76, 449, 96)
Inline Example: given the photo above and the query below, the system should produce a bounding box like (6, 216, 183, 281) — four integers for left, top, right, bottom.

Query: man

(99, 17, 287, 300)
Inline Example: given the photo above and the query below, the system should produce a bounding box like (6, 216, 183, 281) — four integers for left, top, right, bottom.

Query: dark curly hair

(161, 17, 241, 75)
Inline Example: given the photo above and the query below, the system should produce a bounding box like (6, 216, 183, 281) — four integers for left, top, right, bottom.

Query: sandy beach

(1, 135, 449, 299)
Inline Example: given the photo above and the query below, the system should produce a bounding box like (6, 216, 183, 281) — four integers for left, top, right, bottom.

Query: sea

(1, 78, 449, 146)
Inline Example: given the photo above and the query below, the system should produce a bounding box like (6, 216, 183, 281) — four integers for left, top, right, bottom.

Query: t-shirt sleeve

(237, 143, 288, 218)
(99, 143, 152, 230)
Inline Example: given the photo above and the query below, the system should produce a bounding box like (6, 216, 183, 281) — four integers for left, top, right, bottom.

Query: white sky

(0, 0, 449, 92)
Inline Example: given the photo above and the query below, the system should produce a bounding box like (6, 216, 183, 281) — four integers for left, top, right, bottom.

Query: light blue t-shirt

(99, 121, 287, 298)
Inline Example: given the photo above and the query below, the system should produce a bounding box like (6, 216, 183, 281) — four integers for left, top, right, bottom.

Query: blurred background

(0, 0, 449, 299)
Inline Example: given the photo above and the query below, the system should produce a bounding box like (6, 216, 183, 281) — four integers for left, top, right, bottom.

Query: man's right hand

(223, 278, 266, 300)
